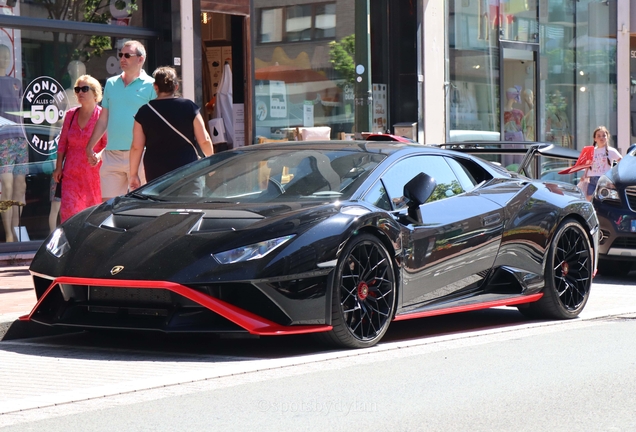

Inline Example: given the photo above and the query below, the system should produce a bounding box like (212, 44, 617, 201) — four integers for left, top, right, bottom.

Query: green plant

(34, 0, 138, 77)
(329, 34, 355, 84)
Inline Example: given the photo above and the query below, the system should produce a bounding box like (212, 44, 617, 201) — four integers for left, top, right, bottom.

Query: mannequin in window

(49, 60, 87, 231)
(502, 85, 525, 168)
(503, 85, 524, 142)
(521, 88, 535, 142)
(0, 44, 27, 242)
(546, 90, 572, 148)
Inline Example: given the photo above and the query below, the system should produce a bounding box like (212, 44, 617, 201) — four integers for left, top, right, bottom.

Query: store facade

(193, 0, 423, 146)
(0, 0, 632, 251)
(448, 0, 631, 155)
(191, 1, 630, 153)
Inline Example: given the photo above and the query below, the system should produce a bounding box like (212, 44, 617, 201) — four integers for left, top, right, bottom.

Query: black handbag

(54, 179, 62, 199)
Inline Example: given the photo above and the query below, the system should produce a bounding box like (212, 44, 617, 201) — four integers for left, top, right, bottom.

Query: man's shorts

(100, 150, 145, 199)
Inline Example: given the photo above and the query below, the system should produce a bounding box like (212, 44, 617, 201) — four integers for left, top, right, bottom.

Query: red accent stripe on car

(19, 277, 332, 336)
(392, 293, 543, 321)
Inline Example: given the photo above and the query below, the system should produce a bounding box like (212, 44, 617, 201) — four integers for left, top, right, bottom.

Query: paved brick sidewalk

(0, 266, 36, 338)
(0, 266, 34, 312)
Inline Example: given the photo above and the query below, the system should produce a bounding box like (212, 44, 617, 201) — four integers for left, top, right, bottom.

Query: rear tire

(317, 234, 396, 349)
(518, 219, 592, 319)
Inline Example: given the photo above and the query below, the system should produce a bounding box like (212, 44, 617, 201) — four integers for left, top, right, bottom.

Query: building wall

(420, 0, 445, 144)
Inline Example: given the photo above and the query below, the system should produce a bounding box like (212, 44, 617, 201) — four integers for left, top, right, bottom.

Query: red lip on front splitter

(20, 276, 333, 336)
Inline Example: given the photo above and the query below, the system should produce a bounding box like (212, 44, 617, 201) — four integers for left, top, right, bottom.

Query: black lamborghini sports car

(26, 141, 599, 348)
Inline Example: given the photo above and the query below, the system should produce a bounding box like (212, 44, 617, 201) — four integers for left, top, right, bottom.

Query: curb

(0, 313, 23, 341)
(0, 252, 34, 267)
(0, 255, 35, 340)
(0, 318, 77, 341)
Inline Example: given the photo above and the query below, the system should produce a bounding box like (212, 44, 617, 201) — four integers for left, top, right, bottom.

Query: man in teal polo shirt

(85, 40, 155, 201)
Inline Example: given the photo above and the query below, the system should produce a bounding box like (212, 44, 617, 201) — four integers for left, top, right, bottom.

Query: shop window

(0, 14, 150, 244)
(447, 0, 501, 142)
(257, 2, 336, 44)
(538, 1, 614, 150)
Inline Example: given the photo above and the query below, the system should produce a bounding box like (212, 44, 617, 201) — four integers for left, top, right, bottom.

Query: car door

(379, 155, 505, 311)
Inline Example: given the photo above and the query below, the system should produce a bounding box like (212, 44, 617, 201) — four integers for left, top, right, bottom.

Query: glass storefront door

(501, 45, 536, 144)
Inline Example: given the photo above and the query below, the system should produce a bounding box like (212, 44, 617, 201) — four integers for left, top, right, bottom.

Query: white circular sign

(110, 0, 133, 18)
(21, 76, 68, 156)
(106, 55, 121, 75)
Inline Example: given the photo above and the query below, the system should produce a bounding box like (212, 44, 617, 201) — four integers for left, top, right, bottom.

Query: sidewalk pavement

(0, 264, 36, 339)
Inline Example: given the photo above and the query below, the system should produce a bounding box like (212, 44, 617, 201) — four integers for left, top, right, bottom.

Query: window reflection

(258, 3, 337, 44)
(254, 1, 346, 142)
(315, 4, 336, 39)
(260, 8, 283, 43)
(286, 5, 313, 42)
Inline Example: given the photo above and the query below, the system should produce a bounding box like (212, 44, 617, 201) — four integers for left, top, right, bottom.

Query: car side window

(380, 156, 464, 210)
(445, 157, 486, 191)
(364, 180, 391, 210)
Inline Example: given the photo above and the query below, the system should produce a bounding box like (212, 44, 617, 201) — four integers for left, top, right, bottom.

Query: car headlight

(212, 235, 295, 264)
(46, 227, 70, 258)
(595, 175, 620, 202)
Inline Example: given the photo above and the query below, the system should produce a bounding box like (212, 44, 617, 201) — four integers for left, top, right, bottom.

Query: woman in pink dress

(52, 75, 107, 222)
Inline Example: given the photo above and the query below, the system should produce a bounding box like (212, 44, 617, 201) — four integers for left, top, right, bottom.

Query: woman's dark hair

(152, 66, 178, 94)
(593, 125, 612, 167)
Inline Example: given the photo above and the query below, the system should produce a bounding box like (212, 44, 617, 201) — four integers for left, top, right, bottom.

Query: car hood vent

(100, 209, 264, 233)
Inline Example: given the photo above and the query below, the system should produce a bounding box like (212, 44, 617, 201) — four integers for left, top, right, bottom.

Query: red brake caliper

(357, 282, 369, 300)
(561, 261, 569, 276)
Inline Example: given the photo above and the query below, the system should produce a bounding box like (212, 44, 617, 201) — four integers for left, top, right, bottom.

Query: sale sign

(21, 76, 69, 156)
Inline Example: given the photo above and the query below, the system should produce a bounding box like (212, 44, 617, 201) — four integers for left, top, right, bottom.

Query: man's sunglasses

(74, 86, 92, 93)
(118, 53, 139, 59)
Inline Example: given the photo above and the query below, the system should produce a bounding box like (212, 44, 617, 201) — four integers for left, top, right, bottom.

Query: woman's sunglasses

(117, 53, 139, 59)
(74, 86, 92, 93)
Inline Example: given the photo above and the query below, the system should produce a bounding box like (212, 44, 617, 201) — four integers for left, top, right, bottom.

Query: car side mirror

(403, 172, 436, 224)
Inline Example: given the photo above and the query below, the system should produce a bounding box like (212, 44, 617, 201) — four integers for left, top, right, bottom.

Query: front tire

(320, 234, 396, 349)
(518, 219, 592, 319)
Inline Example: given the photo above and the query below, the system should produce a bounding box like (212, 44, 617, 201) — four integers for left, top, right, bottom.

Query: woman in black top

(129, 66, 213, 190)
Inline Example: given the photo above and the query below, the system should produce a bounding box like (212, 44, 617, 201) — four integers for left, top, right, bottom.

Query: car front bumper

(594, 200, 636, 261)
(23, 273, 333, 335)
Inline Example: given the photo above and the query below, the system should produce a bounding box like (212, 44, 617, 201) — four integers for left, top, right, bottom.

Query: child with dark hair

(581, 126, 622, 201)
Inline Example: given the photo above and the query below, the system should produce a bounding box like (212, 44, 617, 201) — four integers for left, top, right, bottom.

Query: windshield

(135, 148, 386, 203)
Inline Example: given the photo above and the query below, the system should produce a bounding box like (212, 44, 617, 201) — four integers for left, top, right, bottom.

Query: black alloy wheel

(321, 233, 396, 348)
(518, 219, 592, 319)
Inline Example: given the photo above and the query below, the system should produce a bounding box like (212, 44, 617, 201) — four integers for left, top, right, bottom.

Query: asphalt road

(1, 315, 636, 431)
(0, 275, 635, 431)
